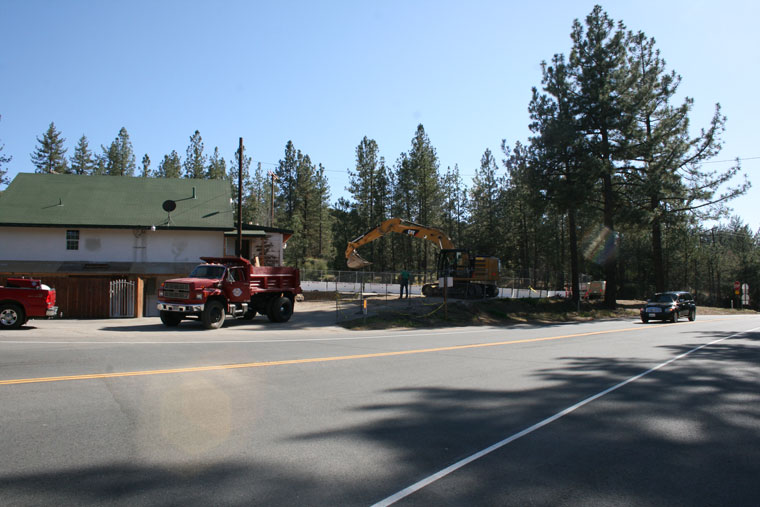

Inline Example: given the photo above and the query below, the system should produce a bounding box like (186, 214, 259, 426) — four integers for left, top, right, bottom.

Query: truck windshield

(189, 265, 226, 279)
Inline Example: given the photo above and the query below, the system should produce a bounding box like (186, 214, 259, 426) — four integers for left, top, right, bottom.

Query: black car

(640, 291, 696, 323)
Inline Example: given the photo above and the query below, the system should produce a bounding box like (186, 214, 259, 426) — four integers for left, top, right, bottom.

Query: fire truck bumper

(157, 303, 205, 313)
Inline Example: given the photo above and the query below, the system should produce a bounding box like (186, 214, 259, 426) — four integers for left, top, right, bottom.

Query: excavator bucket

(347, 250, 372, 269)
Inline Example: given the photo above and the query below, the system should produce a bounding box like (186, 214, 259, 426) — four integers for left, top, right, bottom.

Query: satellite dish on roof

(162, 200, 177, 212)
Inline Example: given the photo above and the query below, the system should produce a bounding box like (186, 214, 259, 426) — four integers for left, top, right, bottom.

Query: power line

(703, 156, 760, 165)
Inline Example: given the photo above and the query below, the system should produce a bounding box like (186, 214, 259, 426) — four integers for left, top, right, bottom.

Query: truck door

(224, 266, 249, 304)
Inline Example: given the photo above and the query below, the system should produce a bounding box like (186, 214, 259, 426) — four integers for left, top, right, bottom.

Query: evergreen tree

(244, 162, 269, 225)
(441, 164, 468, 247)
(393, 124, 443, 273)
(347, 137, 391, 267)
(183, 130, 206, 179)
(0, 115, 11, 186)
(566, 6, 632, 307)
(348, 137, 381, 230)
(273, 141, 333, 267)
(70, 135, 96, 175)
(31, 122, 69, 174)
(275, 141, 299, 223)
(140, 154, 151, 177)
(102, 127, 136, 176)
(206, 147, 227, 180)
(529, 53, 594, 302)
(229, 143, 253, 224)
(157, 151, 182, 178)
(623, 31, 748, 291)
(468, 148, 502, 257)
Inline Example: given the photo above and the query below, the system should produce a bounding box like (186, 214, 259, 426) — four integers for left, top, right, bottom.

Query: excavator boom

(345, 218, 455, 268)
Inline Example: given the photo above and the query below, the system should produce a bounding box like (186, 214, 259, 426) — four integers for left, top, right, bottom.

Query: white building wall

(0, 227, 223, 263)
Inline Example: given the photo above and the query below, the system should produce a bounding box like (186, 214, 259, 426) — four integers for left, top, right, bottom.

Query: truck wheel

(202, 300, 226, 329)
(0, 304, 24, 330)
(243, 309, 257, 320)
(159, 311, 182, 327)
(268, 297, 293, 323)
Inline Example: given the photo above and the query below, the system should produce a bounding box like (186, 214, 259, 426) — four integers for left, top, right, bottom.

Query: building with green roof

(0, 173, 292, 318)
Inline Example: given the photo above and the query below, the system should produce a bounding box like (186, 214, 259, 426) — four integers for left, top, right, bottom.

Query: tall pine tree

(183, 130, 206, 179)
(31, 122, 69, 174)
(157, 151, 182, 178)
(102, 127, 136, 176)
(70, 135, 96, 175)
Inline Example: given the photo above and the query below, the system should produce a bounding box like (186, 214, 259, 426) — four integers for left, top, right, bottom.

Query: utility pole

(268, 171, 277, 227)
(237, 137, 243, 257)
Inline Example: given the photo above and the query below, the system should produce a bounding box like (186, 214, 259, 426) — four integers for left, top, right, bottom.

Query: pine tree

(70, 135, 96, 175)
(102, 127, 136, 176)
(441, 164, 468, 247)
(157, 151, 182, 178)
(183, 130, 206, 179)
(0, 115, 11, 186)
(348, 137, 381, 230)
(31, 122, 69, 174)
(566, 6, 632, 307)
(140, 154, 151, 177)
(347, 137, 389, 266)
(275, 141, 299, 223)
(469, 148, 502, 257)
(623, 32, 748, 291)
(393, 124, 443, 273)
(243, 162, 269, 225)
(206, 147, 227, 180)
(529, 53, 594, 302)
(229, 143, 253, 224)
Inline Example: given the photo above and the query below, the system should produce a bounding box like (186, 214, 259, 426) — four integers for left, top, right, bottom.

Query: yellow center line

(0, 319, 739, 386)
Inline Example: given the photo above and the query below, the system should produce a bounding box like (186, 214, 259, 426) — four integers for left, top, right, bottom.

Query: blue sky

(1, 1, 758, 231)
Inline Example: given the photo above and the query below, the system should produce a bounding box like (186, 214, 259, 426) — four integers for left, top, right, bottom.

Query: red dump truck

(0, 277, 58, 330)
(157, 256, 301, 329)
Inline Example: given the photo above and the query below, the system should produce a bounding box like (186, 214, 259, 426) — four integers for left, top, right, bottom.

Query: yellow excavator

(345, 218, 500, 298)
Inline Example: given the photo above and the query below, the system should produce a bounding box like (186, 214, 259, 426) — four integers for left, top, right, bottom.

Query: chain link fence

(299, 269, 582, 322)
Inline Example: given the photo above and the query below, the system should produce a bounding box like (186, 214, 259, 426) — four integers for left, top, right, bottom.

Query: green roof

(0, 173, 234, 229)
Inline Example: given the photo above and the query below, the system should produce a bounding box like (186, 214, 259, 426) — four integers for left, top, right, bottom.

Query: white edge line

(371, 325, 760, 507)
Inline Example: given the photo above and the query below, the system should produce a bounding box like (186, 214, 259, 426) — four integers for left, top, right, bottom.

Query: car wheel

(671, 310, 679, 323)
(688, 308, 696, 321)
(268, 296, 293, 323)
(641, 316, 649, 324)
(159, 311, 182, 327)
(0, 304, 24, 330)
(202, 300, 226, 329)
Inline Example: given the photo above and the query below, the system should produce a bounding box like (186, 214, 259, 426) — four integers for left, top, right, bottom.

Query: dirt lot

(297, 292, 758, 330)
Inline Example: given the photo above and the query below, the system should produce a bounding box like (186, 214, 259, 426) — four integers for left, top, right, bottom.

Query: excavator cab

(437, 249, 472, 279)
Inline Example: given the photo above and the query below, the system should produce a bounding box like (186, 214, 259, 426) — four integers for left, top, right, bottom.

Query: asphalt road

(1, 307, 758, 506)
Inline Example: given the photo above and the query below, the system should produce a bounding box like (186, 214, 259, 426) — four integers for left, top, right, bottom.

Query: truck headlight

(195, 293, 203, 300)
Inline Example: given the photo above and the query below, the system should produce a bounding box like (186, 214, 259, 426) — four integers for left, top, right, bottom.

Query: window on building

(66, 230, 79, 250)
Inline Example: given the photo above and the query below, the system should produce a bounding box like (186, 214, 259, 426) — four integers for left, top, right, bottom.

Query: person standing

(399, 268, 410, 298)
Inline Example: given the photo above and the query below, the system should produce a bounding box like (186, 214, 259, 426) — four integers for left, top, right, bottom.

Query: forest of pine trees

(0, 6, 756, 308)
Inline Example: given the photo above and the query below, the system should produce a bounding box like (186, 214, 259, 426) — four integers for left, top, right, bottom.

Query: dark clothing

(400, 270, 410, 298)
